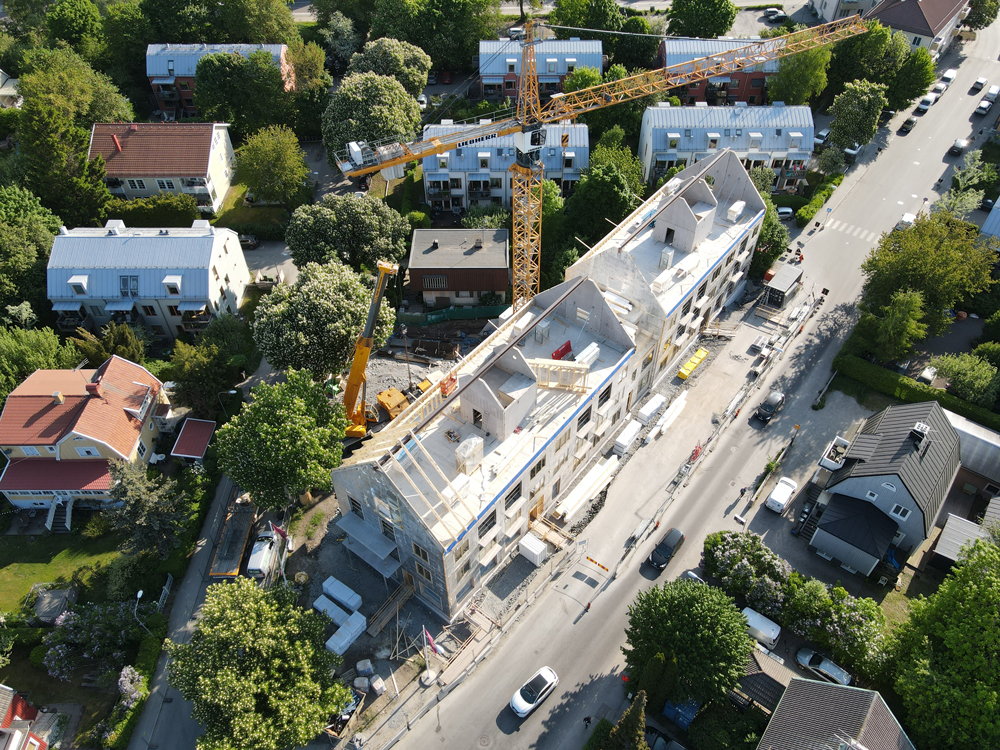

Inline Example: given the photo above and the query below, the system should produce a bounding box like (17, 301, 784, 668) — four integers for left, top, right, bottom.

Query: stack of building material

(326, 611, 367, 655)
(323, 576, 362, 611)
(614, 419, 643, 456)
(313, 595, 350, 626)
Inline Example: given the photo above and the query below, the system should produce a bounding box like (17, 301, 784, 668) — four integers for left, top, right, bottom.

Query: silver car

(796, 648, 852, 686)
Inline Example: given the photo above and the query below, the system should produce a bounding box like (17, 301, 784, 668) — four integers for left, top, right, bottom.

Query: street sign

(826, 207, 832, 213)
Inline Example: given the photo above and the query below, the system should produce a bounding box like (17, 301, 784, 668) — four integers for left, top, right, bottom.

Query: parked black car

(755, 390, 785, 424)
(239, 234, 259, 250)
(648, 528, 685, 570)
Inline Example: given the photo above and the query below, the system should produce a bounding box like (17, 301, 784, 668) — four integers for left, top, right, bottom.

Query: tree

(816, 146, 845, 176)
(965, 0, 1000, 30)
(828, 21, 908, 97)
(624, 580, 752, 705)
(218, 0, 298, 44)
(106, 193, 199, 227)
(237, 126, 309, 211)
(590, 125, 644, 199)
(348, 38, 431, 99)
(615, 16, 658, 70)
(169, 342, 235, 418)
(891, 540, 1000, 749)
(930, 353, 999, 407)
(253, 263, 395, 378)
(634, 652, 677, 716)
(861, 211, 996, 334)
(829, 79, 888, 150)
(167, 578, 352, 750)
(886, 48, 936, 110)
(952, 150, 998, 193)
(70, 321, 145, 365)
(0, 185, 61, 319)
(783, 578, 833, 639)
(287, 38, 330, 91)
(314, 0, 375, 35)
(322, 72, 421, 160)
(540, 180, 571, 289)
(140, 0, 214, 43)
(767, 46, 830, 105)
(936, 188, 984, 220)
(216, 369, 346, 508)
(46, 0, 103, 59)
(565, 164, 641, 245)
(104, 459, 187, 558)
(42, 601, 149, 682)
(461, 203, 511, 230)
(195, 51, 292, 143)
(0, 326, 77, 403)
(319, 12, 360, 74)
(701, 531, 791, 619)
(605, 691, 650, 750)
(666, 0, 736, 39)
(867, 289, 927, 361)
(285, 193, 410, 270)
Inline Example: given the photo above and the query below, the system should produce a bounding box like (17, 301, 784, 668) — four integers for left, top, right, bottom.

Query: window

(438, 158, 447, 169)
(450, 178, 462, 189)
(179, 82, 189, 90)
(577, 406, 592, 431)
(453, 538, 469, 561)
(127, 179, 146, 190)
(141, 305, 156, 316)
(750, 79, 764, 89)
(508, 62, 515, 73)
(91, 305, 102, 316)
(554, 431, 570, 452)
(120, 275, 139, 297)
(669, 138, 679, 149)
(71, 283, 86, 295)
(380, 518, 395, 541)
(866, 490, 879, 501)
(505, 482, 523, 508)
(480, 157, 489, 169)
(708, 137, 719, 149)
(598, 385, 612, 408)
(747, 96, 757, 104)
(413, 543, 429, 563)
(167, 305, 180, 317)
(457, 290, 473, 298)
(490, 177, 502, 189)
(890, 504, 911, 520)
(75, 446, 100, 457)
(712, 266, 721, 281)
(458, 558, 471, 578)
(547, 61, 555, 73)
(688, 83, 699, 90)
(22, 446, 40, 456)
(530, 457, 546, 479)
(424, 275, 447, 290)
(684, 129, 692, 137)
(45, 446, 56, 454)
(415, 561, 433, 582)
(912, 35, 921, 45)
(881, 482, 897, 492)
(478, 510, 497, 537)
(349, 495, 364, 518)
(564, 156, 574, 169)
(775, 129, 782, 137)
(137, 442, 147, 458)
(505, 80, 515, 89)
(213, 266, 219, 281)
(156, 179, 175, 190)
(165, 284, 179, 295)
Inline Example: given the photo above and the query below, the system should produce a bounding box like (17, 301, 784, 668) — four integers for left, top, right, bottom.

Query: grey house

(811, 402, 960, 575)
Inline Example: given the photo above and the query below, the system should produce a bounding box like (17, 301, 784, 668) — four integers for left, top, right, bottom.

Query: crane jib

(457, 132, 501, 148)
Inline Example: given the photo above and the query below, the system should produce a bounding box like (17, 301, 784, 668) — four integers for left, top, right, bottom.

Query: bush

(11, 627, 46, 646)
(795, 174, 844, 227)
(582, 717, 614, 750)
(105, 194, 200, 227)
(106, 553, 161, 602)
(0, 511, 11, 535)
(29, 644, 47, 668)
(221, 221, 288, 242)
(406, 210, 431, 231)
(81, 512, 113, 539)
(771, 195, 809, 210)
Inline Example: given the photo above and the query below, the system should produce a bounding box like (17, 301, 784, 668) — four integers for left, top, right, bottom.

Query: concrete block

(356, 659, 374, 677)
(353, 676, 370, 693)
(370, 675, 386, 697)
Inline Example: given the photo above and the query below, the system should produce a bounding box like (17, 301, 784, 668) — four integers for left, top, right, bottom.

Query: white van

(247, 530, 278, 580)
(986, 85, 1000, 102)
(743, 607, 781, 649)
(941, 68, 958, 85)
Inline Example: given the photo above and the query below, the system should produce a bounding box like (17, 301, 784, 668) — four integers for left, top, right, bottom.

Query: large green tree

(0, 326, 77, 404)
(767, 46, 830, 105)
(862, 212, 996, 335)
(828, 21, 909, 96)
(348, 37, 431, 99)
(167, 578, 352, 750)
(589, 125, 644, 199)
(829, 79, 889, 150)
(141, 0, 214, 43)
(930, 353, 999, 407)
(252, 262, 395, 378)
(864, 289, 927, 362)
(965, 0, 1000, 30)
(195, 51, 291, 143)
(216, 369, 346, 508)
(564, 164, 641, 246)
(105, 459, 187, 558)
(285, 193, 410, 271)
(605, 691, 650, 750)
(322, 72, 421, 161)
(886, 48, 936, 110)
(623, 580, 752, 705)
(666, 0, 736, 39)
(70, 321, 146, 365)
(237, 126, 309, 211)
(100, 0, 155, 106)
(319, 12, 360, 74)
(615, 15, 658, 70)
(891, 540, 1000, 749)
(0, 185, 61, 320)
(217, 0, 298, 44)
(46, 0, 103, 60)
(314, 0, 375, 34)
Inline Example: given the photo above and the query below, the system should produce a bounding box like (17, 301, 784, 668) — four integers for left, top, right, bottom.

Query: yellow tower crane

(334, 17, 867, 311)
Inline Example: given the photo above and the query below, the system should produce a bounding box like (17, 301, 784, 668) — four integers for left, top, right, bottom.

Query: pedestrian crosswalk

(824, 219, 880, 243)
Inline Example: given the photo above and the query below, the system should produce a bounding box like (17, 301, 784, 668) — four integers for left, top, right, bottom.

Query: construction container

(519, 533, 547, 567)
(614, 419, 643, 456)
(638, 394, 666, 425)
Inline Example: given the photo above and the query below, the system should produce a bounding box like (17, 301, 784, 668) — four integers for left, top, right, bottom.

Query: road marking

(845, 224, 855, 234)
(852, 226, 863, 237)
(829, 219, 841, 230)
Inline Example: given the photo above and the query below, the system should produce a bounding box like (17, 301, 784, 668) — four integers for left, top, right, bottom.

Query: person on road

(584, 716, 592, 729)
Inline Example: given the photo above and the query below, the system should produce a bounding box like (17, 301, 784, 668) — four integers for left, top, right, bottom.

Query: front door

(530, 493, 544, 520)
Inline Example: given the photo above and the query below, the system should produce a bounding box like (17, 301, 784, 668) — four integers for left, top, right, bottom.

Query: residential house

(331, 276, 644, 620)
(812, 401, 961, 576)
(47, 219, 251, 340)
(730, 647, 797, 716)
(943, 408, 1000, 491)
(88, 123, 236, 213)
(478, 38, 604, 101)
(758, 678, 916, 750)
(810, 0, 871, 24)
(145, 43, 294, 118)
(0, 356, 168, 530)
(0, 684, 63, 750)
(566, 149, 765, 402)
(637, 102, 813, 188)
(422, 122, 588, 210)
(868, 0, 970, 59)
(981, 200, 1000, 239)
(657, 38, 780, 105)
(408, 229, 509, 308)
(0, 69, 20, 109)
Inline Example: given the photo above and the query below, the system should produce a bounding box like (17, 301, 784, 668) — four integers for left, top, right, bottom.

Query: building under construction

(331, 150, 766, 620)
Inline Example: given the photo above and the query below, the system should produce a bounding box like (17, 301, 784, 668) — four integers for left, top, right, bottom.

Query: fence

(396, 305, 509, 326)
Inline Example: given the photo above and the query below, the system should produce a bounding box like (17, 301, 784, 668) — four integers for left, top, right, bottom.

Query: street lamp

(134, 590, 153, 637)
(217, 389, 238, 419)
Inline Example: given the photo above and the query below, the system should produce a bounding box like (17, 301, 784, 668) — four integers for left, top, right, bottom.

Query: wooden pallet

(366, 583, 414, 637)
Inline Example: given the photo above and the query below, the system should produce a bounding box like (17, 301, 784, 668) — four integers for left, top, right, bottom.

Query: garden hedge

(795, 174, 844, 227)
(219, 221, 288, 242)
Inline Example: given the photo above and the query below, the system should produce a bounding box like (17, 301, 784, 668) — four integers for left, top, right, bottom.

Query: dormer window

(707, 133, 721, 149)
(788, 131, 803, 148)
(162, 275, 182, 295)
(120, 275, 138, 297)
(667, 132, 680, 149)
(749, 132, 763, 149)
(68, 274, 88, 295)
(506, 58, 516, 73)
(167, 59, 174, 74)
(566, 58, 576, 73)
(439, 157, 448, 170)
(479, 153, 489, 169)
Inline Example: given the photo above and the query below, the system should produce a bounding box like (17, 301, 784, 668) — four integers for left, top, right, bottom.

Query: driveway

(243, 241, 298, 286)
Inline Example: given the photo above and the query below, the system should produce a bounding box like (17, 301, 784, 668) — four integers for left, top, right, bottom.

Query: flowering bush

(703, 531, 791, 617)
(117, 666, 144, 710)
(42, 602, 150, 682)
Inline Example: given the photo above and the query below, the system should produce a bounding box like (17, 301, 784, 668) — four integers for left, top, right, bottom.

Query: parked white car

(764, 477, 798, 513)
(916, 92, 938, 112)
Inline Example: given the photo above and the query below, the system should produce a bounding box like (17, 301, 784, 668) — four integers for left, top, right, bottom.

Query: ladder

(366, 583, 414, 637)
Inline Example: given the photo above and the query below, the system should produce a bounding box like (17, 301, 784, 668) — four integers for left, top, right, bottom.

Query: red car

(442, 71, 452, 84)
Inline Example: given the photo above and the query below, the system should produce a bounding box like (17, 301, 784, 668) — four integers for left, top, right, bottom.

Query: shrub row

(833, 352, 1000, 431)
(795, 174, 844, 227)
(105, 194, 200, 228)
(771, 195, 809, 210)
(9, 627, 46, 646)
(221, 221, 288, 242)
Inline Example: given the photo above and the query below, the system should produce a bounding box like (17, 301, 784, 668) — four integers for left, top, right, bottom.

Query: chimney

(59, 226, 69, 235)
(129, 123, 138, 131)
(473, 237, 483, 249)
(112, 134, 123, 153)
(52, 391, 64, 405)
(85, 382, 104, 399)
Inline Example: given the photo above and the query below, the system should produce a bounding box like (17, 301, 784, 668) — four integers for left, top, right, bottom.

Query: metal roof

(935, 513, 989, 562)
(869, 0, 967, 37)
(846, 433, 883, 462)
(146, 43, 286, 78)
(981, 201, 1000, 239)
(479, 39, 603, 77)
(733, 648, 796, 713)
(765, 264, 803, 294)
(830, 402, 961, 536)
(943, 408, 1000, 483)
(421, 123, 588, 174)
(660, 37, 782, 73)
(985, 496, 1000, 528)
(817, 494, 898, 558)
(641, 104, 814, 156)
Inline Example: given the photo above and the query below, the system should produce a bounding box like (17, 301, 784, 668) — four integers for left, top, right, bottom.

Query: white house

(422, 122, 589, 212)
(88, 123, 236, 213)
(637, 102, 814, 189)
(478, 38, 605, 101)
(47, 219, 251, 340)
(868, 0, 970, 59)
(809, 0, 872, 24)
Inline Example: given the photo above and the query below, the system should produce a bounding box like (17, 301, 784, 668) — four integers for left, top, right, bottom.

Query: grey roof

(146, 43, 285, 77)
(818, 494, 898, 558)
(34, 587, 76, 624)
(982, 201, 1000, 239)
(830, 402, 961, 536)
(943, 408, 1000, 483)
(641, 104, 814, 157)
(409, 229, 509, 270)
(479, 39, 603, 77)
(0, 685, 13, 725)
(985, 496, 1000, 529)
(759, 678, 916, 750)
(869, 0, 967, 37)
(935, 513, 989, 562)
(765, 264, 802, 295)
(846, 433, 882, 462)
(660, 37, 781, 73)
(733, 648, 795, 713)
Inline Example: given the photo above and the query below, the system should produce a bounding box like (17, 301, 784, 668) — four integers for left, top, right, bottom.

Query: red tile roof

(0, 458, 111, 491)
(88, 123, 217, 178)
(1, 691, 38, 727)
(0, 356, 162, 459)
(171, 418, 216, 459)
(870, 0, 966, 37)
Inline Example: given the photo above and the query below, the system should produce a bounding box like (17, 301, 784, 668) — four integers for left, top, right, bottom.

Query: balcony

(783, 166, 807, 178)
(158, 90, 179, 101)
(56, 313, 89, 333)
(181, 312, 212, 332)
(468, 190, 491, 200)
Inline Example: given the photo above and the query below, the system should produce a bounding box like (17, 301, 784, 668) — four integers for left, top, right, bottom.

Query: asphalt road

(392, 21, 1000, 750)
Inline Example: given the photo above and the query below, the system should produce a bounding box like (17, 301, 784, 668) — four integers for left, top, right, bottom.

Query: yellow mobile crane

(334, 16, 867, 311)
(343, 260, 399, 439)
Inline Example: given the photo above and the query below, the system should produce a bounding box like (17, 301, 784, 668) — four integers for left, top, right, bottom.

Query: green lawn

(212, 184, 287, 228)
(828, 373, 901, 413)
(0, 534, 120, 612)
